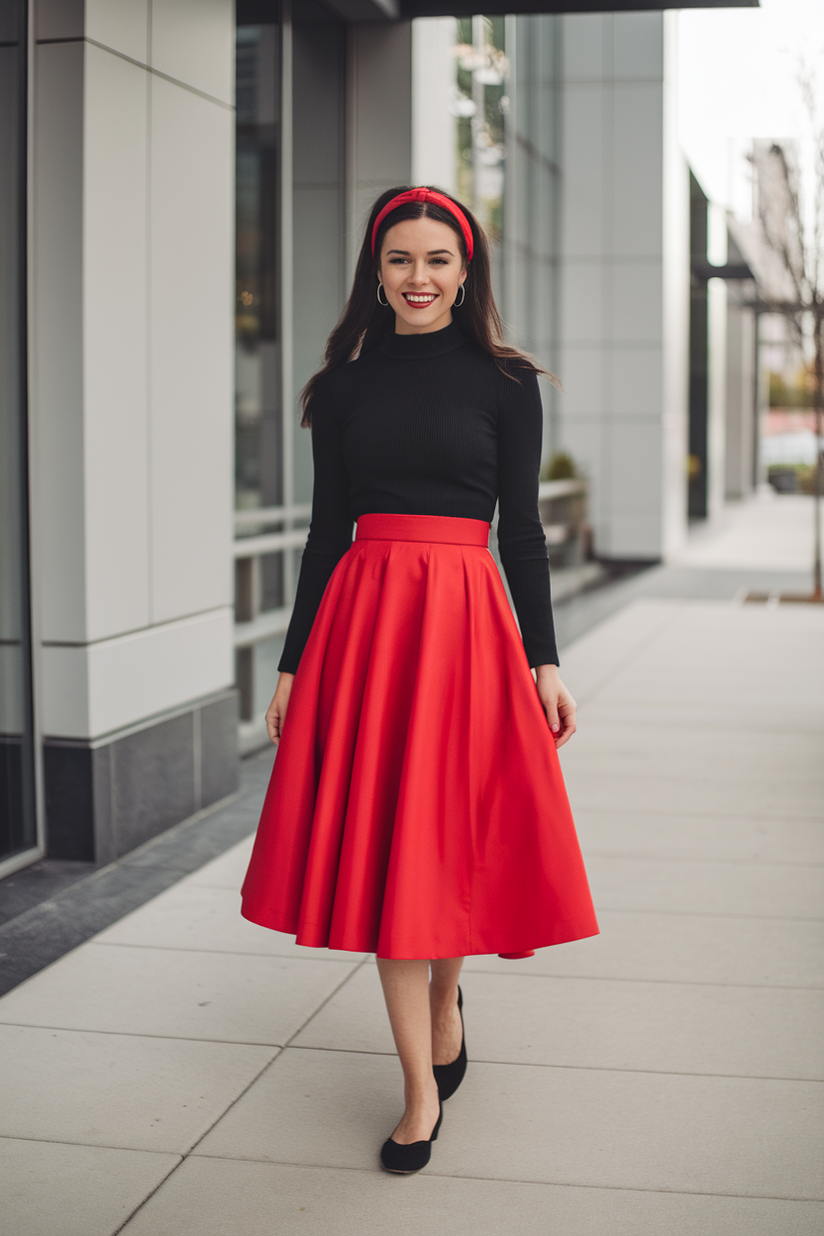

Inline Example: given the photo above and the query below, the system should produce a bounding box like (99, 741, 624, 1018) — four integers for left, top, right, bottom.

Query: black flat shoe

(433, 985, 467, 1102)
(380, 1101, 443, 1174)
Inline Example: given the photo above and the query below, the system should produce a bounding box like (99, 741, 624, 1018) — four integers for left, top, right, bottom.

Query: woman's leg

(376, 958, 441, 1143)
(429, 957, 464, 1065)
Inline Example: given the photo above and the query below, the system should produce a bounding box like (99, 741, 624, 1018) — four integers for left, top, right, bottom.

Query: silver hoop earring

(376, 283, 389, 307)
(454, 284, 466, 307)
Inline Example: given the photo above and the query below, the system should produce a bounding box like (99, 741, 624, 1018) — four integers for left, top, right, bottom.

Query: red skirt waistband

(355, 512, 490, 547)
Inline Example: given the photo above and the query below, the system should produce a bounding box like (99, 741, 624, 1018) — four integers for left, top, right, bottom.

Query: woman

(241, 186, 598, 1174)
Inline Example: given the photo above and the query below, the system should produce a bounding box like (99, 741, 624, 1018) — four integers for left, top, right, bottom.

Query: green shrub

(541, 452, 577, 481)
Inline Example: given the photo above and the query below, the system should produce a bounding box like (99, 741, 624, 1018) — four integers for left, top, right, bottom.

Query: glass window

(235, 18, 282, 517)
(0, 0, 37, 865)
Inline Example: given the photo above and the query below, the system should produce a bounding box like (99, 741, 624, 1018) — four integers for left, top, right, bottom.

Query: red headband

(371, 188, 474, 262)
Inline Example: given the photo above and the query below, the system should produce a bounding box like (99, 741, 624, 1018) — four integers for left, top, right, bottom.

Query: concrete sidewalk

(2, 500, 824, 1234)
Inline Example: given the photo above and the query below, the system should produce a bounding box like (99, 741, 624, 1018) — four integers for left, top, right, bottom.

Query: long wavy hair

(300, 185, 555, 425)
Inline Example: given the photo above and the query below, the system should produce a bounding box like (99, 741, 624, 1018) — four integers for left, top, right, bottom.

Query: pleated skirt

(240, 512, 599, 959)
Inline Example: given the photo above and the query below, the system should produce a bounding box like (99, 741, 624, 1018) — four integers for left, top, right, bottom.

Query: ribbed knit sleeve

(496, 366, 559, 668)
(277, 380, 354, 673)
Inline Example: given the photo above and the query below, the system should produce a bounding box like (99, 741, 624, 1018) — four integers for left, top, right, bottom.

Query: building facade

(1, 0, 756, 879)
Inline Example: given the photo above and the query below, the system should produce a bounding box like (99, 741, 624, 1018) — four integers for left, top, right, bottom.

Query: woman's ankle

(404, 1077, 439, 1108)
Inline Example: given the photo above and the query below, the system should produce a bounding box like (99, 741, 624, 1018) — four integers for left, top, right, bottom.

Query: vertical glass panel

(291, 2, 346, 507)
(235, 16, 282, 515)
(0, 0, 37, 863)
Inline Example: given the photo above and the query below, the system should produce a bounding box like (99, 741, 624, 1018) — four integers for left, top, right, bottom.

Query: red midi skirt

(241, 512, 598, 959)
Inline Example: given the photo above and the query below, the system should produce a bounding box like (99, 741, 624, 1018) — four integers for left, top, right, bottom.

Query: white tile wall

(149, 76, 233, 626)
(150, 0, 234, 105)
(42, 608, 234, 740)
(556, 346, 603, 418)
(612, 13, 664, 82)
(33, 10, 237, 740)
(412, 17, 458, 194)
(82, 45, 150, 642)
(560, 84, 604, 260)
(610, 84, 663, 257)
(608, 512, 665, 559)
(560, 14, 607, 83)
(33, 42, 87, 643)
(610, 348, 663, 419)
(607, 420, 664, 517)
(660, 12, 690, 558)
(86, 0, 149, 63)
(556, 12, 677, 560)
(560, 260, 604, 345)
(559, 415, 609, 531)
(707, 277, 728, 522)
(609, 261, 663, 345)
(353, 24, 412, 186)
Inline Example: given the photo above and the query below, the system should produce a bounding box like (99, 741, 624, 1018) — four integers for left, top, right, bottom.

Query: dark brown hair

(300, 185, 555, 425)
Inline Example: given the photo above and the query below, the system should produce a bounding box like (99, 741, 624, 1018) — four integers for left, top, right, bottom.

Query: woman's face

(378, 216, 467, 335)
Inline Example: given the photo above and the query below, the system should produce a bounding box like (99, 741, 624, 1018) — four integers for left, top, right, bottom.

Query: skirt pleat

(241, 513, 598, 959)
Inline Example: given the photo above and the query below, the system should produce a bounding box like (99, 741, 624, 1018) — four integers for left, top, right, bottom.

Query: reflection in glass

(235, 22, 282, 515)
(0, 0, 37, 864)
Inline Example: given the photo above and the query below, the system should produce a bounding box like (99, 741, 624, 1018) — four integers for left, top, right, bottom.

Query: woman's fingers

(265, 707, 280, 745)
(553, 695, 577, 748)
(265, 673, 295, 746)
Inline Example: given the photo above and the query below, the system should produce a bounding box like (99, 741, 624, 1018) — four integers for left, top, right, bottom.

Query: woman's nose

(407, 261, 429, 285)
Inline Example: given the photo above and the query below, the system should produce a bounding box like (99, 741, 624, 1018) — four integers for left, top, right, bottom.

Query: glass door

(0, 0, 38, 870)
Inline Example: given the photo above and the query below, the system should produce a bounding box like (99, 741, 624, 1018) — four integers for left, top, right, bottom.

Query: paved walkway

(2, 498, 823, 1235)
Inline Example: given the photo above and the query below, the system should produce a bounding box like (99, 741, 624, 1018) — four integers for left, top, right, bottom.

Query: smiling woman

(240, 185, 598, 1176)
(380, 217, 467, 333)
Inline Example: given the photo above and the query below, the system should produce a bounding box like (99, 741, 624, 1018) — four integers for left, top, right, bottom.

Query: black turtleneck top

(278, 320, 558, 673)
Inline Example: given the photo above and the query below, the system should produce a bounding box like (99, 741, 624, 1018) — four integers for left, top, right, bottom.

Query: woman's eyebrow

(386, 248, 455, 256)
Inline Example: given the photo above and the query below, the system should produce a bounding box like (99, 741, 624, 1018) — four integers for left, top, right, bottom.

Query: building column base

(43, 690, 240, 863)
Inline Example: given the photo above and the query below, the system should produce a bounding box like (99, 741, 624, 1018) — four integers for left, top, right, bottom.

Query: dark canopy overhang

(323, 0, 757, 20)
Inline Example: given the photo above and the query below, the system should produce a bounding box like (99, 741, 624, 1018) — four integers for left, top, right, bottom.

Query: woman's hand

(265, 672, 295, 745)
(534, 664, 577, 749)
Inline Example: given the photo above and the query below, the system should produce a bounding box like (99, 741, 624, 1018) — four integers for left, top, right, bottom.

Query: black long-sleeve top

(278, 320, 558, 673)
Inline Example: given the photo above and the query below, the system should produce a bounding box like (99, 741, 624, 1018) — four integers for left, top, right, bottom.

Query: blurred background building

(1, 0, 760, 879)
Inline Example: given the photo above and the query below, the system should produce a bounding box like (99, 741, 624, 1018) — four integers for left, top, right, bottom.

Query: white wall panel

(557, 346, 603, 418)
(608, 512, 665, 558)
(660, 11, 689, 557)
(33, 42, 87, 643)
(608, 420, 664, 516)
(560, 84, 604, 259)
(150, 0, 234, 104)
(610, 348, 663, 418)
(707, 277, 728, 522)
(351, 21, 413, 248)
(559, 415, 609, 533)
(412, 17, 457, 194)
(149, 77, 233, 625)
(611, 84, 663, 257)
(559, 260, 604, 345)
(36, 0, 149, 60)
(561, 14, 606, 83)
(82, 45, 150, 641)
(609, 261, 663, 344)
(42, 608, 234, 740)
(556, 9, 678, 560)
(87, 0, 149, 63)
(612, 13, 663, 82)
